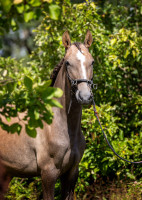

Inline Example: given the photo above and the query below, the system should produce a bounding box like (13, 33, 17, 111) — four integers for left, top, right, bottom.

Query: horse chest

(62, 146, 81, 172)
(48, 135, 84, 173)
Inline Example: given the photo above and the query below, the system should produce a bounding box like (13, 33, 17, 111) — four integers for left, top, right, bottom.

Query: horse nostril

(78, 91, 83, 101)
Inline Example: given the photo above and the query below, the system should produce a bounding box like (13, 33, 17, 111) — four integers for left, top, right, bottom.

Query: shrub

(3, 0, 142, 199)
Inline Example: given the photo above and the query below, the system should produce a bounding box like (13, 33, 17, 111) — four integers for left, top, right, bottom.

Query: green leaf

(53, 88, 63, 98)
(42, 113, 53, 124)
(124, 49, 129, 58)
(26, 125, 37, 138)
(126, 172, 136, 180)
(47, 99, 63, 108)
(49, 4, 61, 20)
(41, 87, 55, 99)
(119, 130, 124, 140)
(24, 11, 35, 22)
(10, 123, 22, 134)
(42, 87, 63, 100)
(16, 4, 24, 13)
(37, 119, 43, 129)
(111, 38, 117, 46)
(11, 19, 16, 27)
(24, 76, 33, 90)
(132, 69, 138, 74)
(29, 0, 41, 7)
(1, 0, 12, 13)
(34, 110, 40, 120)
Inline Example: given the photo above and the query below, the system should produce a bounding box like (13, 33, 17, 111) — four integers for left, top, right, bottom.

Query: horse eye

(91, 61, 94, 66)
(65, 61, 70, 66)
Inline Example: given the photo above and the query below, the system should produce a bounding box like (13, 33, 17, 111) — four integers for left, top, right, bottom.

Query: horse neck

(53, 64, 82, 132)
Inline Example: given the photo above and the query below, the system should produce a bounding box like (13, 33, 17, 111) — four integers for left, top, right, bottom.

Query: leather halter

(66, 65, 97, 114)
(66, 66, 97, 89)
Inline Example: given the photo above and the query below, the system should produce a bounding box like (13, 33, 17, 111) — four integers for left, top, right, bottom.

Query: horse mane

(50, 42, 82, 86)
(50, 58, 64, 86)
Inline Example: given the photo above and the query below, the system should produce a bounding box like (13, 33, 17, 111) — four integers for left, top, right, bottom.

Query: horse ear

(62, 31, 71, 49)
(84, 30, 93, 48)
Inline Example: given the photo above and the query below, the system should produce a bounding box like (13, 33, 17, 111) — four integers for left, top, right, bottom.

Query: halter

(66, 65, 142, 164)
(66, 66, 97, 114)
(66, 66, 97, 89)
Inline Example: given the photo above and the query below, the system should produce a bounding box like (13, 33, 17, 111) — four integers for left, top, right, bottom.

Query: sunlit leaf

(49, 4, 61, 20)
(47, 99, 63, 108)
(24, 11, 35, 22)
(110, 38, 117, 46)
(53, 88, 63, 98)
(24, 76, 33, 90)
(26, 125, 37, 138)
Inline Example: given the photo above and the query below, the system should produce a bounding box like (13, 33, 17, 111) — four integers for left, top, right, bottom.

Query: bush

(3, 0, 142, 199)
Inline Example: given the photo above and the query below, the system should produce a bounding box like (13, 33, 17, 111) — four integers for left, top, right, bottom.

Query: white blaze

(76, 50, 86, 79)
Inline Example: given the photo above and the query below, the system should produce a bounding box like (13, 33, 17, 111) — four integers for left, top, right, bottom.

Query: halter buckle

(92, 83, 97, 90)
(71, 80, 77, 87)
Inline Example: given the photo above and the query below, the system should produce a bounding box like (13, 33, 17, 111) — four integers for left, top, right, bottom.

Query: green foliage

(0, 0, 61, 34)
(0, 57, 63, 137)
(77, 105, 142, 195)
(30, 0, 142, 196)
(6, 177, 42, 200)
(98, 0, 142, 34)
(1, 0, 142, 199)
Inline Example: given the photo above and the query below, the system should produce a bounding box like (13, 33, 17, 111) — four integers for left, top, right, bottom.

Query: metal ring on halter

(72, 80, 77, 86)
(92, 83, 97, 90)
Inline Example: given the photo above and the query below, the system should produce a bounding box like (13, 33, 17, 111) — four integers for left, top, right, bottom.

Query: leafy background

(0, 0, 142, 199)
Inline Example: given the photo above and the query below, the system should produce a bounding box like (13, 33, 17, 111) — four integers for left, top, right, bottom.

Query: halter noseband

(66, 66, 97, 89)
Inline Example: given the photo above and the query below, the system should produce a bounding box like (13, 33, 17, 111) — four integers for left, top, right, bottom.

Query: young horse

(0, 30, 94, 200)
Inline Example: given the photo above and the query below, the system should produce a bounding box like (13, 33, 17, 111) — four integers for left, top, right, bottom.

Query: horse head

(62, 30, 94, 105)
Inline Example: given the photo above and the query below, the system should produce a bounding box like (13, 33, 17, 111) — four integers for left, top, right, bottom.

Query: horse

(0, 30, 94, 200)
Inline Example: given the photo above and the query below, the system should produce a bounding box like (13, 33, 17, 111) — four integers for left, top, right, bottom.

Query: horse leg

(0, 161, 12, 200)
(41, 169, 58, 200)
(60, 168, 78, 200)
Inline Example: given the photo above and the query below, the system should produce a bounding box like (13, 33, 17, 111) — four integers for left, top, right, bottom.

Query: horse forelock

(72, 42, 82, 53)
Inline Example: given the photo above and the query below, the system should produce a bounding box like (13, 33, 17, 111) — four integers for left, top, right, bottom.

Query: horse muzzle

(75, 90, 93, 105)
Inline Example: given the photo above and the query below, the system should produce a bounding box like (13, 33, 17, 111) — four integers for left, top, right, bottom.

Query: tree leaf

(53, 88, 63, 98)
(24, 76, 33, 90)
(47, 99, 63, 108)
(29, 0, 41, 7)
(26, 125, 37, 138)
(1, 0, 12, 13)
(16, 4, 24, 13)
(111, 38, 117, 46)
(24, 11, 35, 22)
(34, 110, 40, 120)
(49, 4, 61, 20)
(10, 123, 22, 134)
